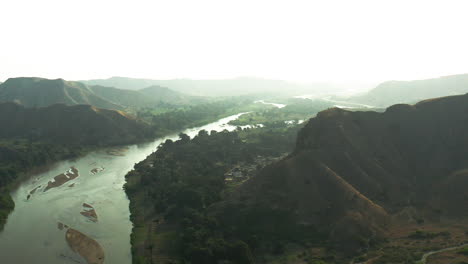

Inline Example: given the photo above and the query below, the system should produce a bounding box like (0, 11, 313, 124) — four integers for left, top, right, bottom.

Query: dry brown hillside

(217, 93, 468, 257)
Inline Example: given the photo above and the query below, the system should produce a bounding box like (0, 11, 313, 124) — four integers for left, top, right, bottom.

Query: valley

(1, 74, 468, 264)
(120, 90, 468, 264)
(3, 3, 468, 263)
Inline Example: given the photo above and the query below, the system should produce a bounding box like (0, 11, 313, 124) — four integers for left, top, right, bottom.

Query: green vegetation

(0, 93, 273, 232)
(408, 230, 451, 240)
(137, 97, 271, 136)
(0, 102, 154, 146)
(125, 123, 305, 264)
(458, 247, 468, 256)
(373, 247, 423, 264)
(229, 98, 333, 126)
(0, 193, 13, 231)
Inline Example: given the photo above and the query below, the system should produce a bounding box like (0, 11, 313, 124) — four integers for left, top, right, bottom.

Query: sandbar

(65, 228, 105, 264)
(43, 167, 79, 192)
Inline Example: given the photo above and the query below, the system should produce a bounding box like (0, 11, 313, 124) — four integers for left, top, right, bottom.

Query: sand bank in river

(106, 147, 128, 156)
(30, 185, 41, 194)
(43, 167, 79, 192)
(80, 203, 98, 222)
(65, 228, 105, 264)
(90, 167, 104, 175)
(27, 185, 41, 200)
(57, 222, 69, 230)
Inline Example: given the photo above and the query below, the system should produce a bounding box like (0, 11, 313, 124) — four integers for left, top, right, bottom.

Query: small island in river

(43, 167, 79, 192)
(90, 167, 104, 175)
(65, 228, 105, 264)
(80, 203, 98, 222)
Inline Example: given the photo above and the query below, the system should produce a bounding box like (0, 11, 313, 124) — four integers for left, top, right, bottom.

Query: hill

(125, 92, 468, 263)
(88, 85, 155, 108)
(81, 76, 341, 96)
(223, 92, 468, 255)
(349, 74, 468, 107)
(89, 85, 205, 110)
(138, 85, 196, 104)
(81, 76, 163, 91)
(0, 77, 196, 110)
(0, 101, 154, 230)
(0, 77, 122, 109)
(0, 102, 152, 145)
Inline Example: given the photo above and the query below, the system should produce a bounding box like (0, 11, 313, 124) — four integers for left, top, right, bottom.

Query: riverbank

(123, 113, 303, 264)
(0, 112, 251, 264)
(0, 103, 255, 230)
(0, 136, 157, 231)
(124, 113, 261, 264)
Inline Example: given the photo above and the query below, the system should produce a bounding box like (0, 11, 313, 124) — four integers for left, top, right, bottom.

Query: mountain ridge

(80, 76, 342, 96)
(0, 77, 192, 110)
(348, 73, 468, 107)
(217, 92, 468, 255)
(0, 77, 123, 110)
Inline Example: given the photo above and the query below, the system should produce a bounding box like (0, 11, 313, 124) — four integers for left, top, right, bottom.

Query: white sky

(0, 0, 467, 83)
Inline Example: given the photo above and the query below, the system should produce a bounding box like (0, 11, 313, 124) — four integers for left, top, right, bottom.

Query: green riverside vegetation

(125, 122, 303, 264)
(0, 96, 278, 231)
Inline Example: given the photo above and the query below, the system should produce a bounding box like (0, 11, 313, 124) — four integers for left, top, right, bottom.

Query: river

(0, 113, 246, 264)
(254, 100, 286, 108)
(294, 95, 376, 109)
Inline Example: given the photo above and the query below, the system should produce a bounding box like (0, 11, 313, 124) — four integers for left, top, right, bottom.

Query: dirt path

(419, 243, 468, 264)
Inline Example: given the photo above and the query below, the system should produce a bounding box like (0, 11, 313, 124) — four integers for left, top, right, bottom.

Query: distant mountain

(139, 85, 198, 104)
(349, 74, 468, 107)
(0, 77, 122, 109)
(90, 84, 199, 107)
(0, 77, 194, 110)
(88, 85, 154, 108)
(219, 92, 468, 254)
(90, 85, 183, 108)
(81, 77, 163, 91)
(81, 76, 340, 96)
(0, 102, 152, 145)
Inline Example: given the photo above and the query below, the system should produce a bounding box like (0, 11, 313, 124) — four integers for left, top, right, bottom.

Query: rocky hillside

(123, 92, 468, 263)
(295, 93, 468, 215)
(350, 74, 468, 107)
(219, 92, 468, 255)
(0, 102, 153, 145)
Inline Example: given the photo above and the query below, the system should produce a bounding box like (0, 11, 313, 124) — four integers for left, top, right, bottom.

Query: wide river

(0, 113, 246, 264)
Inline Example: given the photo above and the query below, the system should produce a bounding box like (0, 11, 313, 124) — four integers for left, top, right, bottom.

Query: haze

(1, 0, 467, 83)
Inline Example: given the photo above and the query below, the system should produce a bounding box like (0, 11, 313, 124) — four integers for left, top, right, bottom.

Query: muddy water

(0, 113, 246, 264)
